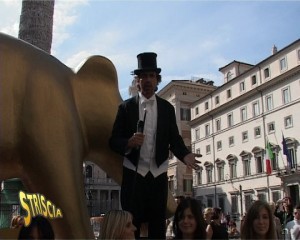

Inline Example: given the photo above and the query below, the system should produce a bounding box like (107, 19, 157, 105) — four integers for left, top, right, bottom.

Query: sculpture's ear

(72, 55, 123, 118)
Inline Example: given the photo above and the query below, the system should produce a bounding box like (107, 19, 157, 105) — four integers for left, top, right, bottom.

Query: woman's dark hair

(173, 197, 206, 239)
(211, 207, 222, 220)
(18, 216, 54, 239)
(241, 200, 275, 239)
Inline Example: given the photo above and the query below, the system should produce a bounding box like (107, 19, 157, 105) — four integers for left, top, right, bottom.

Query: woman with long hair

(173, 197, 206, 239)
(206, 207, 228, 239)
(100, 210, 136, 240)
(241, 200, 276, 239)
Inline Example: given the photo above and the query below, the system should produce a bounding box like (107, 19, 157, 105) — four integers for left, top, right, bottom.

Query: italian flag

(265, 141, 273, 175)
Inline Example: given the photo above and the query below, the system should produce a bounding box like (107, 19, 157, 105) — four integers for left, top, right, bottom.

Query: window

(195, 128, 200, 140)
(229, 136, 234, 147)
(168, 175, 174, 192)
(206, 145, 211, 154)
(257, 192, 267, 202)
(183, 92, 187, 95)
(253, 101, 260, 117)
(227, 71, 233, 81)
(282, 87, 291, 104)
(264, 67, 270, 79)
(242, 155, 251, 176)
(205, 101, 209, 110)
(284, 115, 293, 128)
(245, 194, 253, 211)
(280, 57, 287, 71)
(240, 81, 245, 92)
(207, 197, 213, 207)
(215, 96, 220, 105)
(288, 148, 296, 169)
(251, 75, 257, 85)
(215, 118, 221, 132)
(256, 156, 263, 174)
(195, 107, 199, 115)
(180, 108, 191, 121)
(266, 95, 273, 111)
(197, 170, 202, 185)
(272, 191, 281, 203)
(217, 164, 225, 181)
(227, 113, 233, 127)
(240, 107, 247, 122)
(298, 49, 300, 61)
(183, 179, 193, 192)
(267, 122, 275, 133)
(217, 141, 222, 151)
(196, 148, 201, 155)
(206, 168, 213, 183)
(85, 165, 93, 178)
(231, 195, 238, 213)
(227, 89, 232, 99)
(254, 126, 261, 138)
(242, 131, 248, 142)
(205, 124, 210, 137)
(229, 160, 237, 178)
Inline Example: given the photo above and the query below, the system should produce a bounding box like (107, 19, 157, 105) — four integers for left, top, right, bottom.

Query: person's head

(133, 52, 162, 98)
(241, 200, 275, 239)
(100, 210, 136, 240)
(211, 207, 223, 221)
(282, 196, 293, 212)
(175, 196, 185, 205)
(203, 207, 213, 223)
(173, 197, 206, 239)
(293, 205, 300, 221)
(228, 220, 237, 228)
(11, 215, 24, 229)
(18, 216, 54, 240)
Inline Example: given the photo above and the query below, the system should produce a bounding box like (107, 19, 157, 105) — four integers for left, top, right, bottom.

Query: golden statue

(0, 33, 176, 239)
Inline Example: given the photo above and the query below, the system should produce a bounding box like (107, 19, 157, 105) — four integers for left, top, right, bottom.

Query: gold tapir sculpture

(0, 33, 176, 238)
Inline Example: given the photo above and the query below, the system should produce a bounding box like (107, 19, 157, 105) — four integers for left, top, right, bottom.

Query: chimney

(272, 45, 278, 55)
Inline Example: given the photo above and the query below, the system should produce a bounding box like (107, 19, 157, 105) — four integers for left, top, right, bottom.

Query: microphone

(136, 120, 145, 133)
(137, 108, 147, 133)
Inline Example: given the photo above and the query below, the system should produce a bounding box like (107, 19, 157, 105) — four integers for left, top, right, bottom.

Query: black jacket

(109, 95, 190, 167)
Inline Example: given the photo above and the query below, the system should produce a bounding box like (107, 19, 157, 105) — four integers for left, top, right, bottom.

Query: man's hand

(183, 153, 202, 170)
(127, 132, 145, 149)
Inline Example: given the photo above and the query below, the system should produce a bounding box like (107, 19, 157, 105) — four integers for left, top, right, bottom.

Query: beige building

(190, 39, 300, 221)
(83, 161, 121, 216)
(158, 79, 216, 197)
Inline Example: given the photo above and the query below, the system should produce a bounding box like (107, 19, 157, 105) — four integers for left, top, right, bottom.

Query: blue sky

(1, 0, 299, 99)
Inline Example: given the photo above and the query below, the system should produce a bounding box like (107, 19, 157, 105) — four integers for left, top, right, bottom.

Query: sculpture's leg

(18, 76, 93, 239)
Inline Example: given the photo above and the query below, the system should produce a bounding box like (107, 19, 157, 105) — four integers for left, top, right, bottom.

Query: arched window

(226, 154, 238, 179)
(85, 165, 93, 178)
(240, 151, 252, 176)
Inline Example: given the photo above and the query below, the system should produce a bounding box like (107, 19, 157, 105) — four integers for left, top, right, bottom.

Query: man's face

(294, 209, 300, 220)
(137, 71, 158, 98)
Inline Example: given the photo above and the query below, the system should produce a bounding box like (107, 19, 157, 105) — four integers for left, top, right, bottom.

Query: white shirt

(123, 93, 168, 177)
(286, 219, 300, 240)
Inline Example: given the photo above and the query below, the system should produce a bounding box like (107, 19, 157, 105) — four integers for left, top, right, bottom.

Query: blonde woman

(203, 207, 213, 227)
(100, 210, 136, 239)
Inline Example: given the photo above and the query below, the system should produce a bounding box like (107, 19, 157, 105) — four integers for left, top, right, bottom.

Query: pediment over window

(285, 137, 297, 145)
(239, 150, 252, 157)
(252, 146, 264, 154)
(215, 158, 225, 165)
(226, 154, 237, 161)
(204, 161, 213, 167)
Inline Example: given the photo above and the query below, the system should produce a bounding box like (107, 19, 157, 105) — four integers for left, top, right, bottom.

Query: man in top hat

(109, 52, 201, 239)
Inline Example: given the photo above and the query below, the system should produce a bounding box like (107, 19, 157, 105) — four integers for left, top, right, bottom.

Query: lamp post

(239, 185, 243, 217)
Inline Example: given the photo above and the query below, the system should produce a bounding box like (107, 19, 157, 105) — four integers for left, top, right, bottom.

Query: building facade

(158, 79, 216, 197)
(83, 161, 121, 217)
(190, 39, 300, 221)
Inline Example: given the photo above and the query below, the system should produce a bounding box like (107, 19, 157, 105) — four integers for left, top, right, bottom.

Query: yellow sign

(19, 191, 63, 226)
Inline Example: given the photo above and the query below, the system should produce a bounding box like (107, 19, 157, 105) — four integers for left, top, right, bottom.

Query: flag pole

(265, 136, 271, 202)
(273, 131, 286, 168)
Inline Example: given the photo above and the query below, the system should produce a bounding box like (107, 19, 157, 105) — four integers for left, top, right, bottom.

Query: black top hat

(133, 52, 161, 75)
